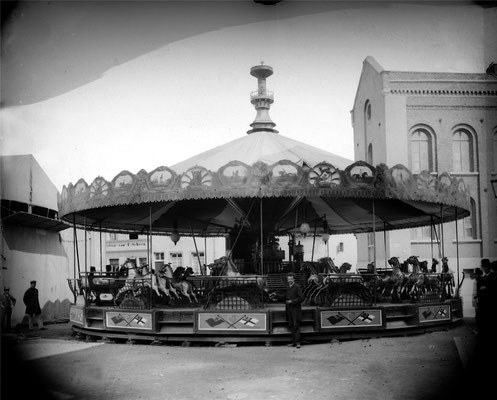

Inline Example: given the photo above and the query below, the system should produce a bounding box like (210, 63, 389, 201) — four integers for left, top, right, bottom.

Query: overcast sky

(1, 1, 496, 191)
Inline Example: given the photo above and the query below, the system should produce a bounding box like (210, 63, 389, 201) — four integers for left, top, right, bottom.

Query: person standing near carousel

(23, 280, 45, 331)
(286, 272, 303, 348)
(1, 286, 16, 332)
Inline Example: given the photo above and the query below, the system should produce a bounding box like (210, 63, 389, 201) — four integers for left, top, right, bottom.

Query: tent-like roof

(58, 64, 471, 237)
(58, 145, 471, 236)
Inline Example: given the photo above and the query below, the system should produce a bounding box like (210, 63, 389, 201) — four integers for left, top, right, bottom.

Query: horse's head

(406, 255, 419, 265)
(173, 266, 185, 279)
(419, 260, 428, 273)
(159, 263, 173, 278)
(441, 257, 449, 272)
(340, 262, 352, 273)
(388, 257, 399, 267)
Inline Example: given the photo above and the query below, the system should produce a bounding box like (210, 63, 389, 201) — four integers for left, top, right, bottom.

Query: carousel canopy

(58, 64, 471, 237)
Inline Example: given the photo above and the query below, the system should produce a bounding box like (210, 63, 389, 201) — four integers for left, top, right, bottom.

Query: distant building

(1, 155, 72, 327)
(351, 56, 497, 270)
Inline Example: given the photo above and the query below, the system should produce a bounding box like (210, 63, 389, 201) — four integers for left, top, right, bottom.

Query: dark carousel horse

(158, 264, 199, 304)
(385, 257, 408, 302)
(440, 257, 455, 298)
(204, 256, 266, 308)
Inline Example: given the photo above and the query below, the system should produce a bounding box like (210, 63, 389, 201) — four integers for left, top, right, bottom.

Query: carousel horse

(316, 257, 340, 274)
(431, 258, 439, 273)
(301, 262, 361, 306)
(205, 256, 267, 304)
(404, 255, 430, 299)
(158, 264, 198, 304)
(439, 257, 455, 298)
(386, 257, 408, 302)
(115, 260, 161, 301)
(301, 262, 326, 304)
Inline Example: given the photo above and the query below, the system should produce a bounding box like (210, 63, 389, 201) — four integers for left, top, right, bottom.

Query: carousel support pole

(454, 208, 460, 297)
(430, 216, 434, 265)
(383, 223, 387, 270)
(204, 237, 207, 274)
(99, 223, 103, 272)
(311, 219, 317, 263)
(260, 198, 264, 276)
(73, 214, 81, 275)
(149, 205, 153, 306)
(190, 223, 203, 273)
(372, 199, 377, 274)
(84, 216, 87, 276)
(72, 215, 78, 303)
(440, 205, 445, 260)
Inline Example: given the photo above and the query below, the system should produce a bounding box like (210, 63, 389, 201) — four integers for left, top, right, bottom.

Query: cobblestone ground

(1, 318, 488, 400)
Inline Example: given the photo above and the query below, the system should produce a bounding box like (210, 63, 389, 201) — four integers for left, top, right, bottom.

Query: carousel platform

(69, 298, 463, 345)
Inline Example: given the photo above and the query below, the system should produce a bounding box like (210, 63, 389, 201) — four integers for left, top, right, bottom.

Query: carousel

(61, 64, 471, 344)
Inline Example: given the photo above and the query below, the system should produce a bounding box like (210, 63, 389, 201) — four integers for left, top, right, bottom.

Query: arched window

(457, 197, 477, 239)
(452, 128, 474, 172)
(411, 128, 433, 173)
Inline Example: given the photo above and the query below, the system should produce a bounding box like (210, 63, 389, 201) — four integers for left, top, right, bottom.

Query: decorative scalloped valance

(58, 160, 471, 236)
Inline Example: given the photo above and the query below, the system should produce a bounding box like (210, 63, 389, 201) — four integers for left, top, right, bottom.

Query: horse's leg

(188, 282, 199, 303)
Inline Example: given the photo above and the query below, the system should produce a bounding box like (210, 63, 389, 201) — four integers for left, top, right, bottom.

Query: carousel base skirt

(69, 298, 463, 345)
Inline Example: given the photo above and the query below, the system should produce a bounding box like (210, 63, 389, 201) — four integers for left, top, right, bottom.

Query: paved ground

(0, 318, 489, 400)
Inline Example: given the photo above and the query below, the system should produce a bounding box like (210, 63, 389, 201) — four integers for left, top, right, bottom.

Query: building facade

(352, 56, 497, 272)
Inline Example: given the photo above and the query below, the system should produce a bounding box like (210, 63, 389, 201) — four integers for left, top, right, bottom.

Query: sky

(1, 0, 496, 191)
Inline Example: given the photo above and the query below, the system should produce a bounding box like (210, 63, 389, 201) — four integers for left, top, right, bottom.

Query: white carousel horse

(115, 259, 161, 300)
(158, 264, 198, 304)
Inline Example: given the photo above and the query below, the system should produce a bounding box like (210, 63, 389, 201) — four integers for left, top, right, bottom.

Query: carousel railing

(69, 270, 455, 311)
(72, 272, 155, 309)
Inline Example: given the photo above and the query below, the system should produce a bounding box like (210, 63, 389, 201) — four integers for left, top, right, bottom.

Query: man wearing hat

(286, 272, 303, 348)
(0, 286, 16, 332)
(23, 280, 45, 331)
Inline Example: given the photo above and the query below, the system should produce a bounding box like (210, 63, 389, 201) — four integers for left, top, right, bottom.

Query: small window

(457, 198, 477, 239)
(336, 242, 344, 253)
(191, 252, 205, 274)
(170, 252, 183, 268)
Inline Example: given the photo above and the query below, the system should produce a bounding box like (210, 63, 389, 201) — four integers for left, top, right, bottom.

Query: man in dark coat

(23, 280, 45, 330)
(286, 272, 303, 348)
(1, 286, 16, 332)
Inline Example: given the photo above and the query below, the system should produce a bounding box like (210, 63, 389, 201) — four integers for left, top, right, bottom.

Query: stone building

(352, 56, 497, 272)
